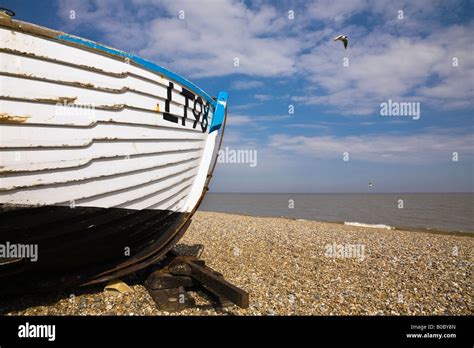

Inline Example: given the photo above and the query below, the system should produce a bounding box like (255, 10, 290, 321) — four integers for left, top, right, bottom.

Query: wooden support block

(144, 251, 250, 312)
(186, 261, 249, 308)
(145, 271, 194, 290)
(167, 257, 205, 276)
(148, 287, 196, 312)
(167, 262, 192, 276)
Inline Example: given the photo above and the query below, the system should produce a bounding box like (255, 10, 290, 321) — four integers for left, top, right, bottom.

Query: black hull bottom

(0, 205, 190, 295)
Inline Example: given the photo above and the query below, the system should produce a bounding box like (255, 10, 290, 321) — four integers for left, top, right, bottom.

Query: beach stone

(0, 211, 472, 316)
(173, 244, 205, 258)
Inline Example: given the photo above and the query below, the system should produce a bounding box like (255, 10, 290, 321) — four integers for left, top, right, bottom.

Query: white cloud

(61, 0, 300, 78)
(231, 79, 264, 90)
(296, 22, 474, 115)
(303, 0, 466, 28)
(304, 0, 369, 24)
(232, 102, 262, 111)
(56, 0, 473, 115)
(254, 94, 272, 101)
(227, 114, 253, 126)
(257, 114, 292, 122)
(227, 113, 291, 127)
(286, 123, 329, 130)
(268, 129, 473, 163)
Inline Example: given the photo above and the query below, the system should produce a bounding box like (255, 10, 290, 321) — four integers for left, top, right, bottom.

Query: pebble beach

(2, 211, 472, 316)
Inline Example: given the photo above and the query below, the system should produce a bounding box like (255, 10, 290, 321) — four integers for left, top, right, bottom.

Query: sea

(200, 193, 474, 233)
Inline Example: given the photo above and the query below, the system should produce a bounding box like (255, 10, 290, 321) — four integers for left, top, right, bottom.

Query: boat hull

(0, 205, 191, 294)
(0, 15, 227, 293)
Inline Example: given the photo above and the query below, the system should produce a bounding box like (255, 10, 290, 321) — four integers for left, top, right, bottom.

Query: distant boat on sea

(0, 9, 228, 293)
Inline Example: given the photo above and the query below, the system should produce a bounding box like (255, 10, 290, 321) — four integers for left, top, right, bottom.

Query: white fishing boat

(0, 9, 228, 293)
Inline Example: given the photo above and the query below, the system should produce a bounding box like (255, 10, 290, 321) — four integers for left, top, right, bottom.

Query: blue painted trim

(209, 91, 228, 133)
(56, 34, 216, 106)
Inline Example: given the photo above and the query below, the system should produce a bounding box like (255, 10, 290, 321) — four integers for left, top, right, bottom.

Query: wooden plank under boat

(0, 10, 228, 294)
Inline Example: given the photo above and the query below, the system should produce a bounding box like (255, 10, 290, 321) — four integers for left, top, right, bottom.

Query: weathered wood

(186, 260, 249, 309)
(145, 247, 249, 311)
(145, 271, 194, 290)
(167, 262, 193, 276)
(148, 287, 196, 312)
(167, 257, 205, 276)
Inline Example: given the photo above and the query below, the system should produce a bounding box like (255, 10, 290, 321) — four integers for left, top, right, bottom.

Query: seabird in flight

(333, 34, 348, 49)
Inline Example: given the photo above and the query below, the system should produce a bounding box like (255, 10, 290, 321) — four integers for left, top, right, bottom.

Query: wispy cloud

(227, 113, 292, 127)
(232, 102, 262, 111)
(58, 0, 301, 78)
(231, 79, 264, 90)
(227, 114, 253, 126)
(268, 128, 473, 163)
(57, 0, 473, 115)
(254, 94, 273, 101)
(285, 123, 329, 130)
(296, 22, 474, 115)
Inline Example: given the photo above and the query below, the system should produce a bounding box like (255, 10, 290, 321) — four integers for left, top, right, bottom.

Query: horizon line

(208, 191, 474, 194)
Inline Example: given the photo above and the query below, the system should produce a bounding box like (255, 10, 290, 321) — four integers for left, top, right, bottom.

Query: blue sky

(7, 0, 474, 192)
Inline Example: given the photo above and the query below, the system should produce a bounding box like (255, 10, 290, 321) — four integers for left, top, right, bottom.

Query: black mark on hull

(163, 82, 178, 123)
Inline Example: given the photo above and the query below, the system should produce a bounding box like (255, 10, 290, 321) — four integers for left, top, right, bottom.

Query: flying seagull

(333, 35, 348, 49)
(368, 182, 374, 188)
